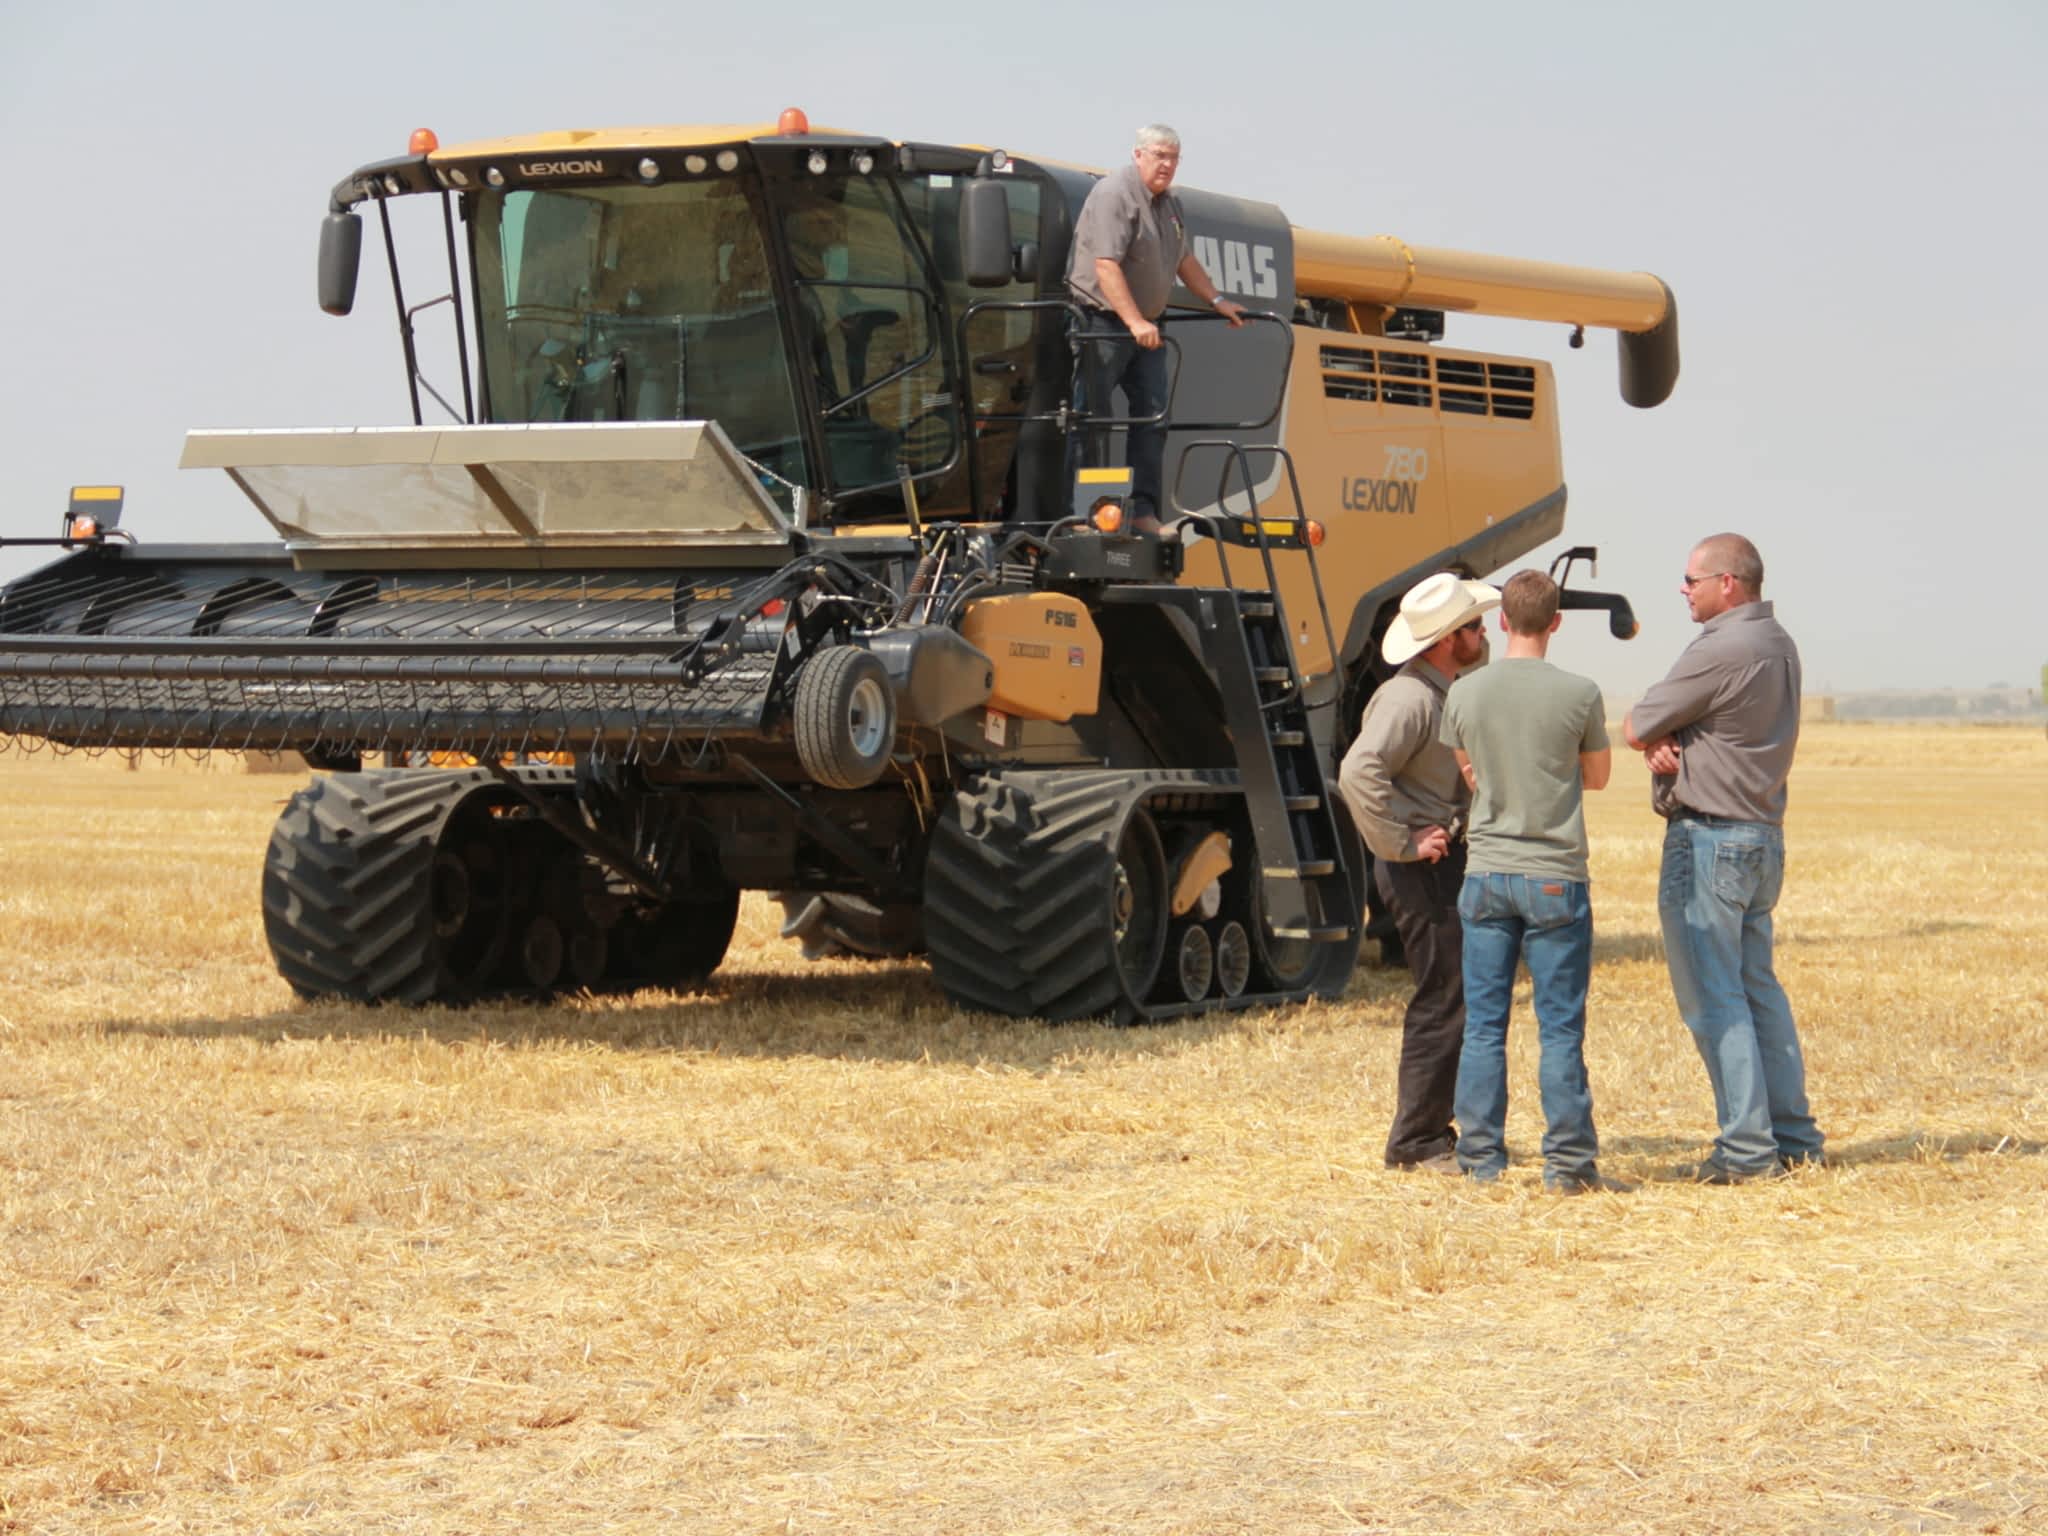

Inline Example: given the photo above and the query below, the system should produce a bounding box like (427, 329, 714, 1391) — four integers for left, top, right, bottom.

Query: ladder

(1182, 444, 1358, 949)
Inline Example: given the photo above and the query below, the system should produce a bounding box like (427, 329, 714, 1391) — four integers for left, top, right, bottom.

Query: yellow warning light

(65, 485, 124, 540)
(777, 107, 810, 135)
(409, 127, 439, 155)
(1090, 498, 1124, 534)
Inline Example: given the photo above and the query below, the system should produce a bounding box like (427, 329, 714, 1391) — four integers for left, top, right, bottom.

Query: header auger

(0, 115, 1674, 1020)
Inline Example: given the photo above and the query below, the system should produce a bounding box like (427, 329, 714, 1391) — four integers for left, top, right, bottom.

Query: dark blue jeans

(1071, 313, 1171, 524)
(1453, 873, 1599, 1187)
(1659, 817, 1823, 1173)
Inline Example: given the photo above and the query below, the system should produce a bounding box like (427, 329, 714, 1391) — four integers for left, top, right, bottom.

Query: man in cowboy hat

(1624, 534, 1825, 1183)
(1338, 571, 1500, 1171)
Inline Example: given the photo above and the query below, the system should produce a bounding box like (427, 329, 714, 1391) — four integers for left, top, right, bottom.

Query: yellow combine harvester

(0, 113, 1675, 1019)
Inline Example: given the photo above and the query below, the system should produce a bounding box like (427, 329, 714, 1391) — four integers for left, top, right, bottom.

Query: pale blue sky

(2, 0, 2042, 694)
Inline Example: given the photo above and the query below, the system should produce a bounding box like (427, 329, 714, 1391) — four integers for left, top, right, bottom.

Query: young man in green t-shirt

(1438, 571, 1617, 1193)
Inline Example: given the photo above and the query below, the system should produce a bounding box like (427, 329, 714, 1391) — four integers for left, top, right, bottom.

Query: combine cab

(0, 115, 1675, 1019)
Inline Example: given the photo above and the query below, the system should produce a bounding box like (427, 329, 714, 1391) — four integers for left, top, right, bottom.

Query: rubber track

(925, 770, 1167, 1022)
(261, 767, 563, 1003)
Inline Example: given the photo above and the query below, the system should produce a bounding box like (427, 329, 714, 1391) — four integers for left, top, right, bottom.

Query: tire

(263, 769, 510, 1003)
(794, 646, 896, 790)
(774, 891, 925, 961)
(265, 765, 737, 1003)
(923, 771, 1171, 1022)
(610, 886, 740, 991)
(1246, 798, 1367, 999)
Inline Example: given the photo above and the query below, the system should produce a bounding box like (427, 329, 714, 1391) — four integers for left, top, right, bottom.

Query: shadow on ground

(101, 957, 1409, 1070)
(1609, 1128, 2047, 1181)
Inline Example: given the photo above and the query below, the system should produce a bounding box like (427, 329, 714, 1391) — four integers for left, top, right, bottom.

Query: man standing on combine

(1067, 124, 1246, 533)
(1439, 571, 1616, 1193)
(1625, 534, 1826, 1183)
(1337, 572, 1498, 1172)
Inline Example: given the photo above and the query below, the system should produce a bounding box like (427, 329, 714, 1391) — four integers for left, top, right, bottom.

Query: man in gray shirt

(1625, 533, 1825, 1182)
(1439, 571, 1615, 1193)
(1066, 123, 1246, 532)
(1338, 572, 1497, 1171)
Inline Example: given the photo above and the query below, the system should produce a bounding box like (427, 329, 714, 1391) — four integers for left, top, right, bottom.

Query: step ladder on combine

(1170, 437, 1359, 963)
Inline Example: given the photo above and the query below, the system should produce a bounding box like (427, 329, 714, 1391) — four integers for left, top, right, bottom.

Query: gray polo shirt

(1066, 162, 1188, 320)
(1630, 601, 1802, 825)
(1337, 658, 1468, 863)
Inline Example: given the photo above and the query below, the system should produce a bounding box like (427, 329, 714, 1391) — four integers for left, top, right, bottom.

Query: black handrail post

(377, 198, 424, 427)
(439, 190, 476, 423)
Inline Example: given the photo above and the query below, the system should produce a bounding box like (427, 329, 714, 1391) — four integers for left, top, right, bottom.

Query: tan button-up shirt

(1337, 657, 1468, 863)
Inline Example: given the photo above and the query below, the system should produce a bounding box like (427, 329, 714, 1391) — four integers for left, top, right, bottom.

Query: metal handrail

(1167, 441, 1341, 708)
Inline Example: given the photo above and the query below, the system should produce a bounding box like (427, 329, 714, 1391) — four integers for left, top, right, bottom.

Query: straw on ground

(3, 724, 2044, 1533)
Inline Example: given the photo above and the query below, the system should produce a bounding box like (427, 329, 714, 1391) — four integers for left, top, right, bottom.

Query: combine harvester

(0, 112, 1675, 1020)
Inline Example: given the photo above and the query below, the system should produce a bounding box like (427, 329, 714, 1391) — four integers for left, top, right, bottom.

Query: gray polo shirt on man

(1630, 601, 1802, 825)
(1066, 162, 1188, 320)
(1337, 659, 1468, 863)
(1441, 658, 1608, 883)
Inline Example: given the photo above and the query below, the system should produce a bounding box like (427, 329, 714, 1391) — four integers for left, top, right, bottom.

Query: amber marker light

(778, 107, 811, 135)
(409, 128, 439, 155)
(68, 515, 99, 541)
(1304, 519, 1326, 547)
(1090, 499, 1124, 534)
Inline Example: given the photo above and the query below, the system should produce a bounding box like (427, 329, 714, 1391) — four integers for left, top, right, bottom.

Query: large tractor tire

(262, 769, 517, 1003)
(923, 771, 1171, 1023)
(774, 892, 925, 960)
(263, 767, 739, 1003)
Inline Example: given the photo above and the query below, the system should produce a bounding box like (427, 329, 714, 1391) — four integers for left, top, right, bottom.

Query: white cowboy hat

(1381, 572, 1502, 665)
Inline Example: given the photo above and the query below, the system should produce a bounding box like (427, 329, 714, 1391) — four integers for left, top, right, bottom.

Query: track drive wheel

(924, 772, 1171, 1022)
(610, 885, 742, 992)
(1246, 801, 1367, 1000)
(794, 646, 896, 789)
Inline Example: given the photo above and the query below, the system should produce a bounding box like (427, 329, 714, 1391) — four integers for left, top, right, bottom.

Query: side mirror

(1012, 239, 1039, 285)
(959, 177, 1011, 289)
(318, 211, 363, 316)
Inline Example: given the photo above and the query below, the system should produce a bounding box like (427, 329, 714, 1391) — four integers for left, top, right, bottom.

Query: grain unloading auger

(0, 115, 1675, 1017)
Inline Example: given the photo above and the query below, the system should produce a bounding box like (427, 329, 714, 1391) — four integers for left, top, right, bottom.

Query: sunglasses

(1457, 618, 1486, 634)
(1681, 571, 1729, 590)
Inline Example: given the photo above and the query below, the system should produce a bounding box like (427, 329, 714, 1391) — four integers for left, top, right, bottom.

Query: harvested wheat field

(3, 724, 2044, 1534)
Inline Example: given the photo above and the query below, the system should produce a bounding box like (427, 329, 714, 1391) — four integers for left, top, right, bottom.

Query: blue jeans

(1454, 874, 1599, 1187)
(1659, 817, 1824, 1173)
(1071, 314, 1171, 523)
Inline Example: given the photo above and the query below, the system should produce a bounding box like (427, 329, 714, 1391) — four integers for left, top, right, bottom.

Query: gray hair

(1135, 123, 1182, 152)
(1694, 533, 1765, 595)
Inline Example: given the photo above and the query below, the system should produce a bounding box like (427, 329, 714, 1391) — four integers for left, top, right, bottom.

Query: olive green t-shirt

(1440, 658, 1609, 882)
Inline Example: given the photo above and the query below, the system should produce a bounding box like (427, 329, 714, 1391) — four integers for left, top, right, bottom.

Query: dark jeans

(1070, 311, 1171, 523)
(1376, 842, 1467, 1166)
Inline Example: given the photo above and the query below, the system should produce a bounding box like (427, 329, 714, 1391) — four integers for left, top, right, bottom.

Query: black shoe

(1546, 1171, 1636, 1196)
(1777, 1151, 1828, 1172)
(1675, 1158, 1783, 1185)
(1391, 1152, 1462, 1175)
